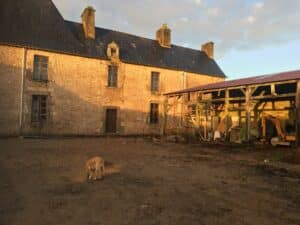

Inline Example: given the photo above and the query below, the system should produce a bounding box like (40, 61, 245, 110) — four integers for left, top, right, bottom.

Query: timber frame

(165, 78, 300, 147)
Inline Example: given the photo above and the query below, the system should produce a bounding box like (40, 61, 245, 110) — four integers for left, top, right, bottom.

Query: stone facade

(0, 45, 23, 136)
(0, 44, 224, 136)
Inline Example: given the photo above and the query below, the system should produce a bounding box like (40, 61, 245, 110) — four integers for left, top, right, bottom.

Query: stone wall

(0, 45, 224, 136)
(0, 46, 23, 136)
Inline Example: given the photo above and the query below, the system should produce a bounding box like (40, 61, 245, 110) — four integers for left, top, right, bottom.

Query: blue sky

(53, 0, 300, 79)
(221, 39, 300, 79)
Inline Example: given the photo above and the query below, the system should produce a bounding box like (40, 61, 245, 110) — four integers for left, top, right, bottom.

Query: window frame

(33, 55, 49, 82)
(31, 95, 48, 123)
(107, 65, 118, 87)
(151, 71, 160, 92)
(150, 103, 159, 124)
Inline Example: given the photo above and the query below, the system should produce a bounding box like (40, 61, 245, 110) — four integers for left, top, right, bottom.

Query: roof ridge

(64, 20, 207, 55)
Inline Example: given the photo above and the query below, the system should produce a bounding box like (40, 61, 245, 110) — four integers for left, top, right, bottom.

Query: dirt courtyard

(0, 138, 299, 225)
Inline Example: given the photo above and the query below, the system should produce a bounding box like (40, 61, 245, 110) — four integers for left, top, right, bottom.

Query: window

(151, 72, 160, 92)
(150, 103, 159, 124)
(107, 42, 119, 59)
(33, 55, 48, 81)
(31, 95, 48, 122)
(111, 48, 117, 57)
(108, 65, 118, 87)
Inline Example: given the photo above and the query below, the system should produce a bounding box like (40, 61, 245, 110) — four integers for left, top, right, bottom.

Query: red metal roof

(165, 70, 300, 95)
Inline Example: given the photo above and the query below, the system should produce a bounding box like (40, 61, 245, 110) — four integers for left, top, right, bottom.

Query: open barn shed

(164, 70, 300, 147)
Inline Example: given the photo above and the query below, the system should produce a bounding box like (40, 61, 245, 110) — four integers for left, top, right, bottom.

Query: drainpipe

(19, 48, 27, 136)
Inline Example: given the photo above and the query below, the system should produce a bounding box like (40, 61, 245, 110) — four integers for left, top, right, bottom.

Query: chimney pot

(81, 6, 96, 40)
(201, 42, 214, 59)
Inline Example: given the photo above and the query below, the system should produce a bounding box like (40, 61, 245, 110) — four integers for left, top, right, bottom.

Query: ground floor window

(31, 95, 48, 122)
(150, 103, 159, 124)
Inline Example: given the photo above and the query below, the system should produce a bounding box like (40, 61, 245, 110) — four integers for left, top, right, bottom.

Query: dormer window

(107, 42, 119, 60)
(111, 48, 117, 57)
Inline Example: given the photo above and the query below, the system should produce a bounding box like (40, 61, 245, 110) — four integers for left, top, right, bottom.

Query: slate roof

(166, 70, 300, 95)
(0, 0, 226, 78)
(0, 0, 85, 55)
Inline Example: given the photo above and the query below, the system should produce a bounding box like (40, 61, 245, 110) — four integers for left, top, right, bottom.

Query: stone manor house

(0, 0, 225, 136)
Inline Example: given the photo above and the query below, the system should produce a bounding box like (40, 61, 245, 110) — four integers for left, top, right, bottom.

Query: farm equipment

(261, 113, 296, 146)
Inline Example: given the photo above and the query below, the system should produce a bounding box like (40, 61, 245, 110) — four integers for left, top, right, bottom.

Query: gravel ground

(0, 137, 299, 225)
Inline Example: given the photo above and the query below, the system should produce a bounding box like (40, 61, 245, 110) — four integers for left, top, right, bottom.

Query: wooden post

(245, 86, 252, 142)
(224, 89, 229, 139)
(238, 102, 242, 126)
(296, 81, 300, 147)
(179, 94, 186, 134)
(177, 95, 183, 131)
(224, 89, 229, 115)
(161, 97, 168, 136)
(271, 83, 276, 95)
(196, 93, 201, 129)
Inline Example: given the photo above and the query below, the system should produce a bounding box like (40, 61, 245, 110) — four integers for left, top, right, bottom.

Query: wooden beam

(240, 88, 246, 95)
(228, 97, 246, 101)
(296, 81, 300, 147)
(198, 98, 225, 103)
(161, 98, 173, 135)
(224, 89, 230, 138)
(252, 93, 296, 100)
(271, 84, 276, 96)
(249, 80, 298, 89)
(167, 80, 300, 99)
(245, 86, 252, 142)
(250, 86, 259, 96)
(199, 93, 296, 104)
(228, 86, 246, 91)
(195, 103, 200, 129)
(202, 88, 225, 93)
(199, 81, 298, 95)
(238, 102, 242, 126)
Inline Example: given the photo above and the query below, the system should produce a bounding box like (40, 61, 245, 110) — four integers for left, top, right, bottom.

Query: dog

(85, 156, 105, 181)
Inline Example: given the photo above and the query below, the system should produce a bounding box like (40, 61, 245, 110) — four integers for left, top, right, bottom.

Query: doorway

(105, 108, 117, 133)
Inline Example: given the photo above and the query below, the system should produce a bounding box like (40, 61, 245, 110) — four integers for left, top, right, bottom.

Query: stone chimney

(81, 6, 96, 40)
(156, 23, 171, 48)
(201, 42, 214, 59)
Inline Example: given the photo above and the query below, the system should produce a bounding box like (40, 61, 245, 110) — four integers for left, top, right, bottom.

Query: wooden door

(106, 109, 117, 133)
